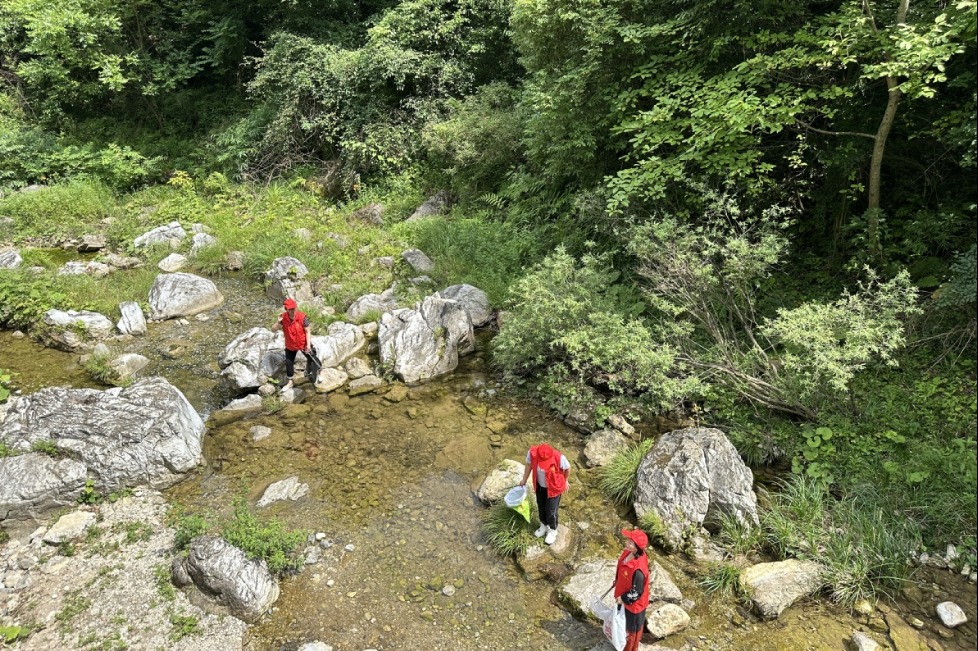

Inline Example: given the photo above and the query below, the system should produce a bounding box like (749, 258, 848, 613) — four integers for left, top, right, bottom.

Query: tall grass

(599, 438, 654, 505)
(0, 179, 120, 240)
(481, 503, 534, 556)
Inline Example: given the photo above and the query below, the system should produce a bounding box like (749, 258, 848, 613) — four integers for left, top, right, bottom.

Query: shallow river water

(2, 272, 976, 651)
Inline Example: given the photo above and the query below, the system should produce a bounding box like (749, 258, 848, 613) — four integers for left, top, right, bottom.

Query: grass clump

(715, 512, 765, 557)
(220, 499, 306, 574)
(168, 611, 199, 640)
(600, 438, 654, 505)
(30, 439, 61, 457)
(481, 503, 534, 556)
(173, 513, 209, 550)
(698, 562, 744, 598)
(83, 353, 121, 386)
(153, 564, 176, 602)
(638, 510, 671, 550)
(55, 591, 92, 632)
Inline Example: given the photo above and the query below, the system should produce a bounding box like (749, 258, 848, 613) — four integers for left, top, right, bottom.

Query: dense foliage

(1, 0, 975, 597)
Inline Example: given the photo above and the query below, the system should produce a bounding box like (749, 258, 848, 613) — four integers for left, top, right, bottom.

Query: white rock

(42, 511, 97, 544)
(157, 253, 188, 272)
(645, 602, 690, 638)
(936, 601, 968, 628)
(257, 477, 309, 507)
(851, 631, 880, 651)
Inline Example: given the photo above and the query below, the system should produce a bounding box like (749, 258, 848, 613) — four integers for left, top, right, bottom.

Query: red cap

(283, 298, 297, 309)
(622, 528, 648, 550)
(535, 443, 554, 461)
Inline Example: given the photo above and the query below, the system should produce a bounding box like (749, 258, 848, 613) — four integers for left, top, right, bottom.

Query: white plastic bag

(590, 598, 626, 651)
(503, 485, 527, 508)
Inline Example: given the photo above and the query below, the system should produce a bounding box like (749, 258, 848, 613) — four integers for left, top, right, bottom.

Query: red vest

(614, 550, 650, 614)
(529, 445, 567, 498)
(280, 310, 307, 351)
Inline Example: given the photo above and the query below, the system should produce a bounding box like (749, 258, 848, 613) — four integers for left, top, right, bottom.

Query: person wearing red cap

(518, 443, 570, 545)
(272, 298, 312, 391)
(613, 528, 651, 651)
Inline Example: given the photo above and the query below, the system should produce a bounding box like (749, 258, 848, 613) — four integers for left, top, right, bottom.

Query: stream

(2, 271, 975, 651)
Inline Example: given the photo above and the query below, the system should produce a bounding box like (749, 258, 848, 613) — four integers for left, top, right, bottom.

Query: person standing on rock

(272, 298, 312, 391)
(518, 443, 569, 545)
(614, 529, 650, 651)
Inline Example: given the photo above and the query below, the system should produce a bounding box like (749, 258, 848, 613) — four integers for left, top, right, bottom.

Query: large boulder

(476, 459, 525, 505)
(0, 248, 23, 269)
(0, 377, 204, 519)
(378, 295, 475, 384)
(406, 190, 449, 221)
(558, 559, 616, 618)
(583, 429, 631, 468)
(134, 221, 186, 248)
(740, 560, 824, 619)
(265, 256, 313, 304)
(40, 309, 114, 352)
(148, 272, 224, 320)
(172, 536, 280, 623)
(633, 427, 758, 550)
(437, 284, 492, 327)
(218, 323, 365, 393)
(346, 287, 398, 323)
(117, 301, 147, 335)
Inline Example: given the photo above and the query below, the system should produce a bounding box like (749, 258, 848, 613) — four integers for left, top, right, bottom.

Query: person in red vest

(613, 528, 651, 651)
(272, 298, 312, 391)
(518, 443, 570, 545)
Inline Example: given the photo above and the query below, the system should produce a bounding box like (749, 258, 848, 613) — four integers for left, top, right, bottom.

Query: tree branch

(795, 119, 876, 140)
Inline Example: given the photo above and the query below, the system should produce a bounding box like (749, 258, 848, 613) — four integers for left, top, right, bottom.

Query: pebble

(344, 544, 355, 552)
(936, 601, 968, 628)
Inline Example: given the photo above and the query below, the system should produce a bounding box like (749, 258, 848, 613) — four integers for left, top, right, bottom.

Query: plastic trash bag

(590, 598, 626, 651)
(503, 485, 530, 522)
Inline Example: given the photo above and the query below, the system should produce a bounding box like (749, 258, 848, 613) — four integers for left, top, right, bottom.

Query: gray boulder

(58, 260, 112, 277)
(406, 190, 449, 221)
(437, 284, 492, 327)
(134, 221, 186, 248)
(558, 559, 616, 618)
(117, 301, 147, 335)
(172, 536, 279, 623)
(157, 253, 187, 272)
(476, 460, 525, 505)
(351, 203, 384, 225)
(346, 287, 398, 323)
(77, 234, 106, 252)
(646, 602, 690, 639)
(0, 378, 204, 519)
(42, 511, 97, 544)
(314, 367, 348, 393)
(109, 353, 149, 379)
(633, 427, 758, 550)
(41, 309, 114, 351)
(401, 248, 435, 273)
(740, 559, 824, 619)
(648, 561, 683, 604)
(191, 232, 217, 255)
(583, 429, 631, 468)
(265, 256, 313, 304)
(378, 295, 474, 384)
(0, 248, 23, 269)
(148, 272, 224, 320)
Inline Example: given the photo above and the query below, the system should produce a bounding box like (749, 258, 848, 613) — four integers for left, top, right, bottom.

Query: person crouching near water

(518, 443, 569, 545)
(272, 298, 312, 392)
(614, 529, 651, 651)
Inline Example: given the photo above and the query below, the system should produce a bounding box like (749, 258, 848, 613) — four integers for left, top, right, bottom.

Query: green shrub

(220, 499, 306, 574)
(600, 438, 654, 506)
(638, 510, 671, 551)
(481, 503, 535, 557)
(173, 514, 209, 551)
(83, 353, 121, 386)
(0, 270, 69, 329)
(698, 562, 744, 598)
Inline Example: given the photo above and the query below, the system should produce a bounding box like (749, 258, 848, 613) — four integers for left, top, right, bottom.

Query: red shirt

(280, 310, 309, 351)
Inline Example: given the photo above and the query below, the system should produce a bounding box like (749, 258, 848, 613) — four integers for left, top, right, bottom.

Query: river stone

(226, 250, 245, 270)
(741, 559, 824, 619)
(109, 353, 149, 380)
(77, 233, 106, 252)
(0, 454, 88, 519)
(583, 429, 631, 467)
(41, 309, 114, 352)
(348, 375, 383, 396)
(936, 601, 967, 628)
(401, 248, 435, 273)
(608, 413, 636, 438)
(134, 221, 186, 247)
(315, 322, 366, 368)
(42, 511, 97, 544)
(265, 256, 313, 304)
(346, 287, 398, 323)
(117, 301, 147, 335)
(646, 601, 690, 639)
(518, 525, 574, 580)
(344, 357, 372, 379)
(352, 203, 384, 225)
(251, 426, 272, 442)
(0, 378, 203, 519)
(257, 477, 309, 507)
(558, 559, 616, 619)
(315, 367, 348, 393)
(649, 561, 683, 604)
(0, 248, 23, 268)
(102, 252, 142, 269)
(406, 190, 449, 221)
(378, 295, 475, 384)
(148, 272, 224, 320)
(157, 253, 188, 272)
(633, 427, 759, 551)
(476, 459, 525, 505)
(851, 631, 881, 651)
(437, 284, 492, 327)
(172, 535, 279, 623)
(58, 260, 113, 277)
(191, 232, 217, 255)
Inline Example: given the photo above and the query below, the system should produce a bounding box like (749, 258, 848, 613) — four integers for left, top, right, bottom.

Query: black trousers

(535, 484, 561, 529)
(284, 348, 312, 379)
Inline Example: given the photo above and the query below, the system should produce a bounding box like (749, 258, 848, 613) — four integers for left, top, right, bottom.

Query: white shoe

(533, 524, 548, 538)
(280, 380, 294, 393)
(544, 527, 558, 545)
